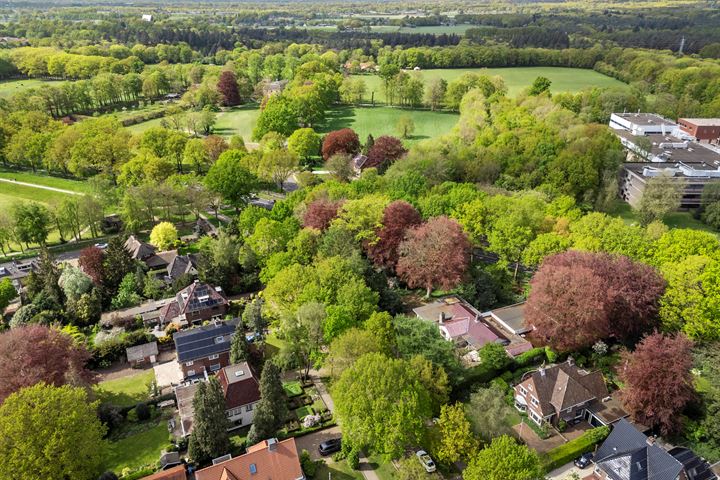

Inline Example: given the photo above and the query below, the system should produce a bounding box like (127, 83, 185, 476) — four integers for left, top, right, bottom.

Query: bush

(514, 347, 547, 367)
(135, 402, 150, 421)
(545, 346, 558, 363)
(346, 448, 360, 470)
(300, 450, 318, 478)
(542, 426, 610, 472)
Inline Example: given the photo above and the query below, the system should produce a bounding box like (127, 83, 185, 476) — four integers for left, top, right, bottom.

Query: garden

(282, 379, 333, 436)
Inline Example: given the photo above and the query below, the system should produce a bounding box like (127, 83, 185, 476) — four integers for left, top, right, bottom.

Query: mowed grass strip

(0, 169, 91, 193)
(0, 181, 74, 205)
(352, 66, 628, 102)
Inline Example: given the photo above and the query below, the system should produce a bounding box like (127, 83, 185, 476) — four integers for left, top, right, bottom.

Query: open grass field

(370, 24, 473, 35)
(320, 106, 458, 143)
(103, 422, 170, 474)
(352, 66, 628, 102)
(611, 201, 717, 234)
(214, 105, 261, 139)
(126, 116, 166, 135)
(0, 78, 68, 98)
(95, 370, 155, 408)
(0, 169, 91, 193)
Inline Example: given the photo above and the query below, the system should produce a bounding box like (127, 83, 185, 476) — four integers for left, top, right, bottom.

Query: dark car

(574, 452, 594, 469)
(318, 438, 342, 456)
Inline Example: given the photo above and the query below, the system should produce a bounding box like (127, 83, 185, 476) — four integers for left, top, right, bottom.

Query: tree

(425, 78, 447, 110)
(0, 384, 105, 480)
(478, 342, 510, 370)
(326, 153, 354, 182)
(321, 128, 360, 161)
(333, 353, 431, 458)
(187, 377, 230, 463)
(0, 278, 16, 312)
(288, 128, 321, 162)
(636, 174, 683, 225)
(526, 251, 666, 351)
(464, 435, 542, 480)
(395, 456, 430, 480)
(252, 94, 298, 140)
(204, 135, 229, 162)
(111, 273, 141, 310)
(217, 70, 240, 106)
(396, 115, 415, 139)
(205, 150, 259, 212)
(303, 198, 344, 231)
(327, 327, 387, 380)
(184, 138, 211, 174)
(0, 325, 93, 403)
(619, 332, 695, 436)
(58, 265, 92, 302)
(259, 149, 299, 190)
(246, 361, 287, 445)
(433, 403, 477, 465)
(280, 301, 326, 378)
(12, 202, 52, 247)
(394, 315, 461, 379)
(364, 135, 406, 173)
(149, 222, 178, 251)
(229, 323, 250, 364)
(366, 200, 422, 270)
(396, 216, 471, 297)
(466, 385, 515, 443)
(528, 76, 552, 96)
(102, 236, 135, 295)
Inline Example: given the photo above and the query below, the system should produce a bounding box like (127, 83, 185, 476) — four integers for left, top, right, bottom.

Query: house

(352, 154, 368, 174)
(173, 321, 235, 379)
(485, 302, 530, 335)
(590, 418, 689, 480)
(263, 80, 288, 97)
(159, 451, 182, 470)
(141, 14, 153, 22)
(678, 118, 720, 142)
(126, 341, 159, 366)
(667, 446, 719, 480)
(140, 465, 186, 480)
(166, 254, 199, 282)
(413, 296, 533, 360)
(175, 362, 261, 436)
(513, 358, 627, 428)
(194, 438, 305, 480)
(125, 235, 177, 270)
(101, 214, 123, 234)
(159, 281, 228, 327)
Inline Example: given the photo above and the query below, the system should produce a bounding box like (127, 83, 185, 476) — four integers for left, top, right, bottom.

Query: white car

(416, 450, 436, 473)
(94, 243, 108, 249)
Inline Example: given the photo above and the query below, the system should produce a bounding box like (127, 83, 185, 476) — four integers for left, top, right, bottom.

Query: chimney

(438, 312, 445, 325)
(267, 438, 278, 451)
(539, 363, 546, 377)
(474, 313, 480, 322)
(646, 436, 656, 446)
(567, 356, 574, 367)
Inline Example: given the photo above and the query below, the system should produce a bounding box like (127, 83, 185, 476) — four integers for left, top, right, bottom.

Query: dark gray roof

(595, 418, 683, 480)
(490, 302, 529, 334)
(167, 254, 199, 279)
(668, 447, 718, 480)
(126, 341, 158, 362)
(174, 321, 235, 362)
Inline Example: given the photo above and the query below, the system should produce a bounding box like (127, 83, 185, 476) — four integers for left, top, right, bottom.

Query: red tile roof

(140, 465, 187, 480)
(195, 438, 304, 480)
(217, 363, 261, 409)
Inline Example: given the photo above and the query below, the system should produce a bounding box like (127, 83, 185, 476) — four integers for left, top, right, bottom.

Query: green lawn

(214, 105, 261, 140)
(265, 330, 288, 358)
(611, 200, 717, 234)
(295, 405, 314, 419)
(0, 180, 75, 204)
(126, 116, 167, 135)
(366, 454, 397, 480)
(102, 422, 170, 473)
(352, 66, 628, 102)
(319, 106, 458, 143)
(0, 168, 91, 193)
(283, 380, 304, 398)
(315, 460, 365, 480)
(95, 370, 155, 408)
(0, 78, 68, 98)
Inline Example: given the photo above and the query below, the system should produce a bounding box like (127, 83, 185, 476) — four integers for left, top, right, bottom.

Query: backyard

(94, 369, 156, 408)
(102, 420, 172, 474)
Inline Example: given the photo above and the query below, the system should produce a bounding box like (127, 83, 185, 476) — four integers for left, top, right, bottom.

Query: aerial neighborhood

(1, 1, 720, 480)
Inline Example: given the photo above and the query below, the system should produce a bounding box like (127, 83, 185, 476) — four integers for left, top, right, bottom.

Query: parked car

(318, 438, 342, 456)
(94, 242, 108, 249)
(574, 452, 594, 469)
(416, 450, 436, 473)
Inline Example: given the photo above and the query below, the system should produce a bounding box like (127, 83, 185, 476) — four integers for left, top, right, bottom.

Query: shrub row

(542, 426, 610, 472)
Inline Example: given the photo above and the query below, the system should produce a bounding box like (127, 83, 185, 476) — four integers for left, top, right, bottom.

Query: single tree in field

(619, 332, 695, 435)
(364, 135, 407, 173)
(321, 128, 360, 161)
(395, 115, 415, 139)
(636, 173, 684, 225)
(463, 435, 542, 480)
(396, 216, 471, 297)
(187, 378, 230, 463)
(0, 384, 106, 480)
(0, 325, 94, 403)
(303, 198, 344, 231)
(246, 361, 288, 445)
(217, 70, 241, 106)
(365, 200, 421, 270)
(528, 76, 552, 96)
(433, 403, 478, 465)
(78, 246, 105, 285)
(526, 251, 665, 352)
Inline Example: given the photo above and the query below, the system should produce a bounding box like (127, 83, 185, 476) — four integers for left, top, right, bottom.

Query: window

(187, 369, 196, 377)
(519, 386, 527, 396)
(185, 361, 194, 366)
(215, 336, 224, 344)
(210, 364, 221, 372)
(246, 404, 253, 412)
(531, 396, 539, 407)
(208, 354, 219, 360)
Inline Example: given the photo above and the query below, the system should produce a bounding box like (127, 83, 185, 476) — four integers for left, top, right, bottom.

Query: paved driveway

(546, 462, 594, 480)
(294, 426, 342, 460)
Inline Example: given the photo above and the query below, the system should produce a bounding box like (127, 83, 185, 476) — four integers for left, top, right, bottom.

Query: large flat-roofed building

(678, 118, 720, 142)
(621, 162, 720, 210)
(609, 112, 679, 136)
(613, 129, 720, 164)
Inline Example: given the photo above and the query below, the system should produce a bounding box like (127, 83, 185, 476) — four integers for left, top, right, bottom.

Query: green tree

(111, 273, 141, 310)
(205, 150, 259, 212)
(0, 278, 17, 313)
(433, 403, 478, 465)
(464, 435, 542, 480)
(246, 361, 288, 445)
(465, 385, 515, 443)
(280, 301, 326, 378)
(259, 149, 299, 190)
(395, 456, 430, 480)
(636, 174, 683, 225)
(528, 76, 552, 96)
(149, 221, 178, 251)
(242, 297, 265, 336)
(327, 327, 387, 380)
(0, 383, 106, 480)
(396, 115, 415, 139)
(230, 323, 250, 364)
(478, 342, 511, 370)
(187, 378, 230, 464)
(333, 353, 431, 458)
(288, 128, 321, 163)
(12, 202, 52, 247)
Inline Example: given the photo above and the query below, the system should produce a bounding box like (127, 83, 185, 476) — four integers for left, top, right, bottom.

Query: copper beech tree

(0, 325, 94, 403)
(364, 135, 407, 173)
(619, 332, 695, 435)
(396, 216, 470, 297)
(321, 128, 360, 161)
(302, 198, 344, 231)
(365, 200, 422, 270)
(526, 251, 666, 352)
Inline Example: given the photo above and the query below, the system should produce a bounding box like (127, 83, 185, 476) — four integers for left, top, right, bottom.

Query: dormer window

(215, 336, 224, 344)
